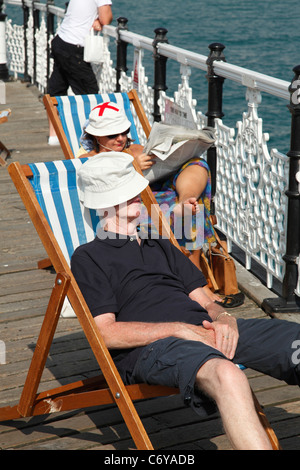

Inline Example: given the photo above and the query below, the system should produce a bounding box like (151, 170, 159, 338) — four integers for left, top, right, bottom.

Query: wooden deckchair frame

(0, 160, 281, 450)
(43, 89, 151, 160)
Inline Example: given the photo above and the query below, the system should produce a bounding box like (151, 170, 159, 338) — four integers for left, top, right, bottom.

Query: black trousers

(48, 35, 99, 96)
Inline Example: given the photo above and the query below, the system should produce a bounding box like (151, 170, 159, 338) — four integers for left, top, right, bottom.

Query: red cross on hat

(93, 102, 119, 117)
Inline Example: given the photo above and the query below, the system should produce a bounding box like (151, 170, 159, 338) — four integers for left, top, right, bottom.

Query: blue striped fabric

(29, 158, 100, 265)
(55, 93, 140, 156)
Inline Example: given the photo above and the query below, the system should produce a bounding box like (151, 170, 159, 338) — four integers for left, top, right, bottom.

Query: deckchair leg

(252, 391, 282, 450)
(17, 272, 70, 417)
(0, 140, 10, 166)
(37, 257, 52, 269)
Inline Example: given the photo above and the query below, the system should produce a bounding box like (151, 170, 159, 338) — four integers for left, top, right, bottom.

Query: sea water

(4, 0, 300, 153)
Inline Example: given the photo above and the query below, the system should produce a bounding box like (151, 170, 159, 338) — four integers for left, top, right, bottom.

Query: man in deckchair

(71, 152, 300, 450)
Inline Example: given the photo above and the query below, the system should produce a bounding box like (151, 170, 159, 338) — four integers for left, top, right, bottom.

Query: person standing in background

(47, 0, 113, 145)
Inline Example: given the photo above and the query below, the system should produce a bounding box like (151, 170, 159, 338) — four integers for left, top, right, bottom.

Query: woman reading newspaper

(77, 102, 217, 272)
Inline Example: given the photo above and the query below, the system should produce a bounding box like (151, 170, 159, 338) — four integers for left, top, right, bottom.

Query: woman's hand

(135, 152, 156, 171)
(202, 285, 223, 303)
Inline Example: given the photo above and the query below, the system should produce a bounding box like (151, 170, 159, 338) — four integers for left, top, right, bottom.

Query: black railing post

(32, 1, 40, 85)
(262, 66, 300, 314)
(22, 0, 30, 82)
(206, 43, 226, 215)
(0, 0, 9, 80)
(152, 27, 168, 122)
(46, 0, 55, 90)
(116, 17, 128, 92)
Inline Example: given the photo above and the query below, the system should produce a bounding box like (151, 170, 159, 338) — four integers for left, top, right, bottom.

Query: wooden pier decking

(1, 80, 300, 451)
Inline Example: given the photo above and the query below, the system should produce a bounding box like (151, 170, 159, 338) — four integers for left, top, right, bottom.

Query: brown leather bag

(208, 229, 239, 296)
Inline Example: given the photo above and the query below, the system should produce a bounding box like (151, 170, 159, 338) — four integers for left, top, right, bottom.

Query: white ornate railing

(98, 26, 292, 293)
(2, 0, 300, 309)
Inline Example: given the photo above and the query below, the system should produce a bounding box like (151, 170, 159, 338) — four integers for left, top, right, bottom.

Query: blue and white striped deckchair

(29, 158, 97, 266)
(3, 159, 281, 450)
(28, 157, 100, 317)
(43, 89, 150, 159)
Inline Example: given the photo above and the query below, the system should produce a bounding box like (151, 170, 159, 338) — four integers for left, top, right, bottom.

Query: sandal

(215, 292, 245, 309)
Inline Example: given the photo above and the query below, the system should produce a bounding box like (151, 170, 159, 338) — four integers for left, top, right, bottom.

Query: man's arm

(94, 312, 217, 351)
(189, 286, 227, 321)
(98, 5, 113, 25)
(94, 286, 239, 359)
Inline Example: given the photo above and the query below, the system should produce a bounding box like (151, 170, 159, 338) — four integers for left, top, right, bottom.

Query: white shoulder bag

(84, 29, 104, 64)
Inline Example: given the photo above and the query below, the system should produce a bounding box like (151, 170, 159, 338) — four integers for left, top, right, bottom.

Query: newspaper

(142, 122, 215, 183)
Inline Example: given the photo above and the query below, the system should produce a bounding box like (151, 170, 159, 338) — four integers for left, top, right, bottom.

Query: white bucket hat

(85, 102, 131, 137)
(77, 152, 149, 209)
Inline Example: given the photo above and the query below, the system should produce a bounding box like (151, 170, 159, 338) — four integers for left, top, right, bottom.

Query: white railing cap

(213, 61, 290, 100)
(157, 43, 207, 71)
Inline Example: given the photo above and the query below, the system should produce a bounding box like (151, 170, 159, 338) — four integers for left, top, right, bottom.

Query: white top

(58, 0, 112, 47)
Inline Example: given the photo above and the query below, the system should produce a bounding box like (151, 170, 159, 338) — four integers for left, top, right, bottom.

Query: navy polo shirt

(71, 232, 210, 379)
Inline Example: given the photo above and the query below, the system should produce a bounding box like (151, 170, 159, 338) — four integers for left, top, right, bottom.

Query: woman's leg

(174, 164, 208, 214)
(174, 164, 219, 297)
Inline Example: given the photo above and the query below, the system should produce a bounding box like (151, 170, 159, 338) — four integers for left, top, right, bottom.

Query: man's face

(115, 195, 142, 223)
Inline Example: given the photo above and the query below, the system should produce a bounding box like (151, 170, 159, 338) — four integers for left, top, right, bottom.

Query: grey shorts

(129, 336, 226, 416)
(128, 318, 300, 416)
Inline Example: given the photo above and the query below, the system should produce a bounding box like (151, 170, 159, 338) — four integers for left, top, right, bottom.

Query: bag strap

(209, 215, 230, 255)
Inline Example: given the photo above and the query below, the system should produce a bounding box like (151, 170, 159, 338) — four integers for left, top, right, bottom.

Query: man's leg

(47, 62, 69, 144)
(47, 37, 69, 143)
(196, 358, 272, 450)
(68, 58, 99, 95)
(129, 337, 273, 450)
(235, 318, 300, 385)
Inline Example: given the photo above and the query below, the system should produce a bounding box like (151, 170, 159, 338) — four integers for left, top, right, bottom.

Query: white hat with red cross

(85, 102, 131, 137)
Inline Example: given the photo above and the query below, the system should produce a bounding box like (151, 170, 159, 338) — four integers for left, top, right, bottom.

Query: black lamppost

(116, 17, 128, 92)
(153, 27, 168, 122)
(262, 65, 300, 314)
(206, 43, 226, 215)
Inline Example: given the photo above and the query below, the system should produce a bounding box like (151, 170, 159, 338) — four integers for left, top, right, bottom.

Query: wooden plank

(0, 289, 53, 308)
(0, 277, 53, 297)
(0, 316, 81, 341)
(254, 386, 300, 407)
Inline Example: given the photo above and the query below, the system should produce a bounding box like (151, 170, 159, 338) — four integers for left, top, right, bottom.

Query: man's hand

(92, 19, 102, 31)
(202, 315, 239, 359)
